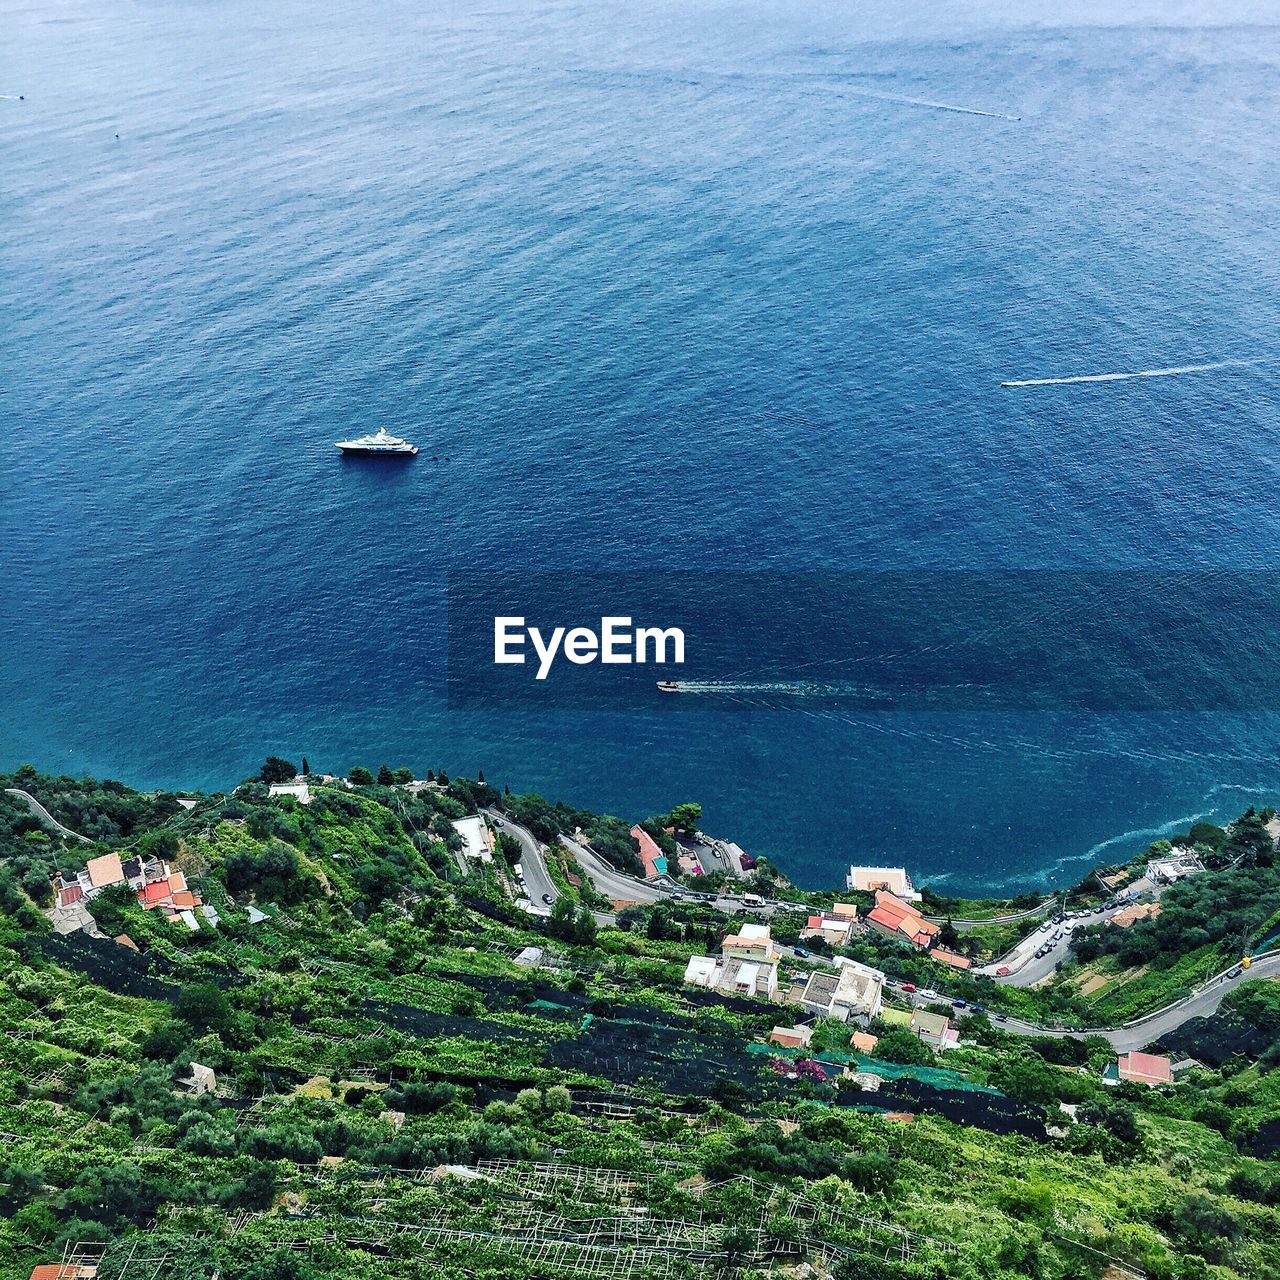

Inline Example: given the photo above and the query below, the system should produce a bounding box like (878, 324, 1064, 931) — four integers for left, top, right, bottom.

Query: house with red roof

(630, 825, 668, 879)
(1105, 1051, 1173, 1087)
(865, 891, 939, 950)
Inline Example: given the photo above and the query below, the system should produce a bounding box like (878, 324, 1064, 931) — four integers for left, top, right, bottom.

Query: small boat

(335, 428, 418, 457)
(656, 680, 683, 693)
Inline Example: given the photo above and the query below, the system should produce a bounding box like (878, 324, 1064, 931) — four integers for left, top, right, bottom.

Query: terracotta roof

(630, 825, 667, 878)
(168, 871, 188, 893)
(114, 934, 139, 951)
(1117, 1051, 1173, 1085)
(58, 884, 85, 907)
(142, 880, 172, 903)
(171, 890, 198, 909)
(29, 1266, 82, 1280)
(807, 915, 823, 928)
(86, 852, 125, 888)
(929, 946, 973, 970)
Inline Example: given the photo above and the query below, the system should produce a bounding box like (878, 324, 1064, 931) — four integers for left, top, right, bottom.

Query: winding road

(484, 809, 560, 912)
(5, 788, 89, 842)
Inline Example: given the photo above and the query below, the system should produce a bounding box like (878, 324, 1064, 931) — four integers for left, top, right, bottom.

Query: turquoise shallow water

(4, 0, 1280, 891)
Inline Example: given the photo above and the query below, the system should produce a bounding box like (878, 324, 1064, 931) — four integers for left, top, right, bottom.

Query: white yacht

(335, 428, 418, 457)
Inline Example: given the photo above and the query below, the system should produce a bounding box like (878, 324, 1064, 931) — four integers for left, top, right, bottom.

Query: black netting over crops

(840, 1080, 1048, 1141)
(37, 932, 180, 1002)
(546, 1014, 763, 1092)
(1156, 1013, 1273, 1066)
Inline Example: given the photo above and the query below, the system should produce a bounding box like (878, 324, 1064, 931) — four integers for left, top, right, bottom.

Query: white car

(918, 988, 941, 1001)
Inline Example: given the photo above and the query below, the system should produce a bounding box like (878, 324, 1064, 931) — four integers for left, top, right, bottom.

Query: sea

(4, 0, 1280, 894)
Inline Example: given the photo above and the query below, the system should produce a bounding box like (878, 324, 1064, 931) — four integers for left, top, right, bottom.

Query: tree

(667, 802, 702, 834)
(259, 757, 297, 784)
(872, 1027, 933, 1066)
(348, 766, 374, 786)
(301, 755, 311, 776)
(175, 981, 232, 1035)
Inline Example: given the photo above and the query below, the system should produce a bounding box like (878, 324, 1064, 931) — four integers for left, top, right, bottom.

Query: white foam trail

(1002, 360, 1250, 388)
(0, 94, 25, 100)
(673, 680, 873, 697)
(830, 85, 1019, 120)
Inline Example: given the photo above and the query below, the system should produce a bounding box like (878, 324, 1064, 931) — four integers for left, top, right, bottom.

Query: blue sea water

(4, 0, 1280, 893)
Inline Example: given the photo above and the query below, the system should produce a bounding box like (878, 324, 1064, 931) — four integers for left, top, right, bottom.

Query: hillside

(1, 765, 1279, 1280)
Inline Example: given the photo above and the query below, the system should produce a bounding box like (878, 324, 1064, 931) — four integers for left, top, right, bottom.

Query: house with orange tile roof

(630, 825, 668, 879)
(801, 912, 855, 947)
(865, 891, 939, 950)
(1105, 1051, 1173, 1087)
(929, 946, 973, 970)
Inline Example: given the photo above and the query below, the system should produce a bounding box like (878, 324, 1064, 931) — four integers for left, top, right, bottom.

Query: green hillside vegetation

(1, 766, 1279, 1280)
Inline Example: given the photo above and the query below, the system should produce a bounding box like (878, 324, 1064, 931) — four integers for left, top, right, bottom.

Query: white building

(452, 815, 493, 863)
(269, 781, 312, 804)
(846, 865, 921, 902)
(799, 959, 884, 1023)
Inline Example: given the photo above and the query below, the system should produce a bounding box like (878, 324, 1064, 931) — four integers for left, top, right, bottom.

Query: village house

(452, 815, 493, 863)
(181, 1062, 217, 1095)
(1104, 1051, 1174, 1087)
(1146, 851, 1204, 885)
(1109, 902, 1161, 928)
(682, 922, 780, 1001)
(769, 1024, 814, 1049)
(28, 1265, 96, 1280)
(630, 825, 668, 879)
(928, 946, 973, 971)
(865, 890, 940, 950)
(909, 1008, 959, 1050)
(846, 865, 921, 902)
(849, 1030, 879, 1055)
(798, 958, 885, 1023)
(800, 911, 855, 948)
(268, 780, 311, 804)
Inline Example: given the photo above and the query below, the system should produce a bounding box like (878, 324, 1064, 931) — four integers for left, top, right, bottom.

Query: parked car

(794, 947, 811, 959)
(1227, 965, 1244, 978)
(951, 998, 967, 1008)
(900, 983, 917, 993)
(541, 893, 553, 905)
(970, 1004, 986, 1014)
(993, 1011, 1008, 1021)
(919, 989, 940, 1002)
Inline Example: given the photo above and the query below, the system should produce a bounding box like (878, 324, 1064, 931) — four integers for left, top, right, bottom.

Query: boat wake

(837, 87, 1020, 121)
(668, 679, 877, 697)
(1002, 359, 1252, 388)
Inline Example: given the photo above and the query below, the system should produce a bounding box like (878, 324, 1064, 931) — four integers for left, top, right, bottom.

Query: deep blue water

(4, 0, 1280, 892)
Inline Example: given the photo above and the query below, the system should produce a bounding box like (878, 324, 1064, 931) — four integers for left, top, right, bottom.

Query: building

(28, 1266, 95, 1280)
(865, 891, 939, 950)
(268, 780, 312, 804)
(1147, 852, 1204, 885)
(1110, 902, 1161, 928)
(928, 946, 973, 971)
(631, 825, 668, 878)
(682, 924, 780, 1002)
(770, 1024, 814, 1049)
(909, 1008, 958, 1050)
(84, 852, 125, 892)
(452, 815, 493, 863)
(801, 912, 855, 948)
(798, 959, 884, 1023)
(182, 1062, 217, 1095)
(846, 865, 921, 902)
(830, 902, 860, 922)
(1105, 1051, 1173, 1087)
(849, 1030, 879, 1055)
(722, 921, 776, 963)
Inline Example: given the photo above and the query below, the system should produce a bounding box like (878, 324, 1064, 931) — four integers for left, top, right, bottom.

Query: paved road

(485, 810, 559, 911)
(978, 902, 1137, 987)
(560, 833, 785, 917)
(5, 788, 89, 842)
(989, 951, 1280, 1051)
(924, 899, 1054, 932)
